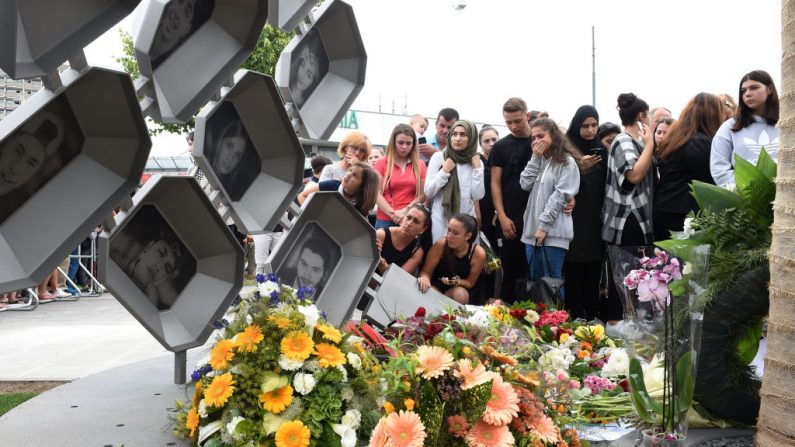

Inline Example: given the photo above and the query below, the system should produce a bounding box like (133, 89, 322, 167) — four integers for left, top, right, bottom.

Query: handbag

(526, 242, 564, 309)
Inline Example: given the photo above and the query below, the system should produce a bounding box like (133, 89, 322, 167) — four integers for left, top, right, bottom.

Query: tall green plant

(115, 25, 293, 136)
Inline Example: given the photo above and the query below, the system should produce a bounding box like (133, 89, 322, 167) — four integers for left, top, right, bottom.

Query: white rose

(601, 348, 630, 377)
(346, 352, 362, 370)
(293, 372, 316, 395)
(278, 355, 304, 371)
(341, 409, 361, 429)
(298, 304, 320, 334)
(524, 310, 540, 325)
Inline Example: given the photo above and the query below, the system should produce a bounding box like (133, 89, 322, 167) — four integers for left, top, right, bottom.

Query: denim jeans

(525, 245, 567, 298)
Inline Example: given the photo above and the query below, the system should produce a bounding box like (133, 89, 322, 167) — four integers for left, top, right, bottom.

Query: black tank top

(431, 242, 475, 292)
(382, 228, 419, 267)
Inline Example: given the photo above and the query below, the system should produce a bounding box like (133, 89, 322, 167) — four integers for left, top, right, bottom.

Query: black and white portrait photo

(109, 204, 197, 310)
(288, 27, 329, 109)
(277, 222, 341, 300)
(202, 101, 261, 201)
(150, 0, 215, 71)
(0, 95, 84, 225)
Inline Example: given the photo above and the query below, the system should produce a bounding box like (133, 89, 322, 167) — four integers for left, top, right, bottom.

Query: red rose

(415, 307, 426, 318)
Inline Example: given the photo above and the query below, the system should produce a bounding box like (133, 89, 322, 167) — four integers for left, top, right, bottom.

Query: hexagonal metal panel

(0, 66, 150, 292)
(193, 70, 305, 234)
(99, 175, 244, 352)
(274, 0, 366, 139)
(0, 0, 140, 79)
(266, 0, 315, 32)
(132, 0, 268, 123)
(266, 192, 378, 326)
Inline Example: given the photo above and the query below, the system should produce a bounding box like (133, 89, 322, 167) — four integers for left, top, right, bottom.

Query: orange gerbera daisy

(203, 372, 235, 408)
(368, 417, 388, 447)
(384, 410, 426, 447)
(447, 414, 469, 438)
(270, 315, 292, 329)
(234, 324, 265, 353)
(483, 373, 519, 426)
(465, 420, 515, 447)
(532, 415, 561, 444)
(281, 331, 315, 361)
(313, 343, 346, 368)
(185, 407, 199, 438)
(454, 359, 491, 390)
(192, 381, 203, 407)
(316, 324, 343, 343)
(275, 420, 311, 447)
(260, 384, 294, 414)
(414, 346, 454, 379)
(209, 338, 235, 370)
(480, 345, 518, 366)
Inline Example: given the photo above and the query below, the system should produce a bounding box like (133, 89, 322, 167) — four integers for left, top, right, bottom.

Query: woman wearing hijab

(563, 105, 606, 320)
(424, 119, 485, 242)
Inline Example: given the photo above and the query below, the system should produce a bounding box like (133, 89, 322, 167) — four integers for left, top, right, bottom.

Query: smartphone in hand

(418, 136, 427, 144)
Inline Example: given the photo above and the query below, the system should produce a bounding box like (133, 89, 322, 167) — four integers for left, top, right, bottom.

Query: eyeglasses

(346, 145, 367, 155)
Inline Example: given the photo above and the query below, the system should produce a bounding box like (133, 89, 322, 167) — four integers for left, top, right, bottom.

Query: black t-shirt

(654, 133, 715, 214)
(489, 134, 532, 220)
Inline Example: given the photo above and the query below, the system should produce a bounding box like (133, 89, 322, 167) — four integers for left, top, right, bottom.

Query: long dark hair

(348, 162, 379, 217)
(441, 213, 477, 274)
(732, 70, 779, 131)
(658, 93, 723, 161)
(530, 118, 580, 165)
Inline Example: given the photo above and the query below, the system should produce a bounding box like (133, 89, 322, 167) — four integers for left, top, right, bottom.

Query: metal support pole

(174, 350, 187, 385)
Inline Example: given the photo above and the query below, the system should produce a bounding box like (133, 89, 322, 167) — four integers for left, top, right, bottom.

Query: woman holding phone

(563, 105, 606, 320)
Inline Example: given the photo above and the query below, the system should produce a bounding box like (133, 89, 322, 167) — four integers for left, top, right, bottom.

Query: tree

(116, 25, 292, 136)
(756, 2, 795, 444)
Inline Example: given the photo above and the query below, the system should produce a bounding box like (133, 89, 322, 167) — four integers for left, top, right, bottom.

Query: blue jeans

(525, 245, 567, 297)
(66, 248, 80, 294)
(375, 219, 396, 230)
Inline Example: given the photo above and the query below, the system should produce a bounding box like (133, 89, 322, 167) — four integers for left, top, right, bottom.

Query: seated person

(297, 162, 379, 218)
(417, 213, 486, 304)
(375, 204, 430, 274)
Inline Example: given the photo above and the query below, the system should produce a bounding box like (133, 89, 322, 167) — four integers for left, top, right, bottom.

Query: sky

(85, 0, 782, 156)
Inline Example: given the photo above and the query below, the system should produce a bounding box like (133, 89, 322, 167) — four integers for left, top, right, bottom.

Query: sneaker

(51, 289, 72, 298)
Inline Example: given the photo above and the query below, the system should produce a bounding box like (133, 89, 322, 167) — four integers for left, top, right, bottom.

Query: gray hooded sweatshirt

(519, 154, 580, 249)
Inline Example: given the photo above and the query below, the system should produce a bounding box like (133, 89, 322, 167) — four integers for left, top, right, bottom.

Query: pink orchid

(637, 276, 670, 310)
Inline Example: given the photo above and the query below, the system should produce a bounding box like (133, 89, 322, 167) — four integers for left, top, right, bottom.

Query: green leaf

(655, 239, 709, 262)
(418, 381, 444, 445)
(459, 380, 492, 423)
(628, 358, 662, 424)
(668, 278, 687, 297)
(756, 148, 777, 181)
(736, 320, 764, 365)
(734, 155, 774, 203)
(675, 351, 695, 415)
(691, 180, 743, 214)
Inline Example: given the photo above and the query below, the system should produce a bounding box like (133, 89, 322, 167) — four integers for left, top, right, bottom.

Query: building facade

(0, 69, 42, 119)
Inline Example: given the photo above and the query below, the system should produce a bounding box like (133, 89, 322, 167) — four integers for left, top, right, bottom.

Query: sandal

(0, 303, 7, 312)
(38, 292, 56, 303)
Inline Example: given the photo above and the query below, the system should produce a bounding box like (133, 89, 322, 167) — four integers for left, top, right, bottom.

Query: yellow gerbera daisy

(192, 381, 202, 407)
(313, 343, 347, 368)
(260, 384, 294, 414)
(203, 372, 235, 408)
(209, 339, 235, 370)
(234, 325, 265, 353)
(316, 324, 342, 343)
(270, 315, 292, 330)
(185, 407, 199, 438)
(281, 331, 315, 361)
(275, 420, 310, 447)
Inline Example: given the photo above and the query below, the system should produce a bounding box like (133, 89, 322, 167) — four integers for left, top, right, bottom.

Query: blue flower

(297, 287, 315, 301)
(211, 318, 230, 330)
(191, 369, 201, 381)
(231, 295, 241, 307)
(266, 273, 279, 283)
(191, 364, 212, 381)
(256, 273, 266, 283)
(269, 290, 280, 305)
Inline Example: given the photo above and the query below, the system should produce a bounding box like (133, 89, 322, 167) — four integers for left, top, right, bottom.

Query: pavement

(0, 292, 173, 381)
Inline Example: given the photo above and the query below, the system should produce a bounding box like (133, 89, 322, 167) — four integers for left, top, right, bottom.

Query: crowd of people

(291, 69, 779, 329)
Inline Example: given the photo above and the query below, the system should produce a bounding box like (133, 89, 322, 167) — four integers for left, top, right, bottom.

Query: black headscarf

(566, 105, 602, 153)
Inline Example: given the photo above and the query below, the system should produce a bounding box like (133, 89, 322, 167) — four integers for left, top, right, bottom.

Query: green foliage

(628, 351, 694, 432)
(115, 25, 293, 136)
(736, 319, 764, 365)
(0, 392, 37, 416)
(459, 380, 492, 423)
(418, 381, 444, 445)
(301, 384, 343, 436)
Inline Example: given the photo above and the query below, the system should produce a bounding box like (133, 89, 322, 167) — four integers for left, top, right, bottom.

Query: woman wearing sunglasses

(318, 130, 372, 182)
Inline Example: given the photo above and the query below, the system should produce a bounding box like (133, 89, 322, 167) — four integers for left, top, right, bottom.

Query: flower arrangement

(172, 276, 382, 447)
(369, 329, 583, 447)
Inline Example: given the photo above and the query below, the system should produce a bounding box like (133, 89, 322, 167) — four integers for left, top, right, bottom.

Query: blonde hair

(409, 114, 428, 127)
(383, 124, 422, 199)
(336, 130, 372, 160)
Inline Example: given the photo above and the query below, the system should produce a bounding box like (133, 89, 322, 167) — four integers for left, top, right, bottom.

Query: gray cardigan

(519, 154, 580, 249)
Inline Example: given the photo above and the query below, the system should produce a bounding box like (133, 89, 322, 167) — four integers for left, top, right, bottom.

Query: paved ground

(0, 293, 171, 381)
